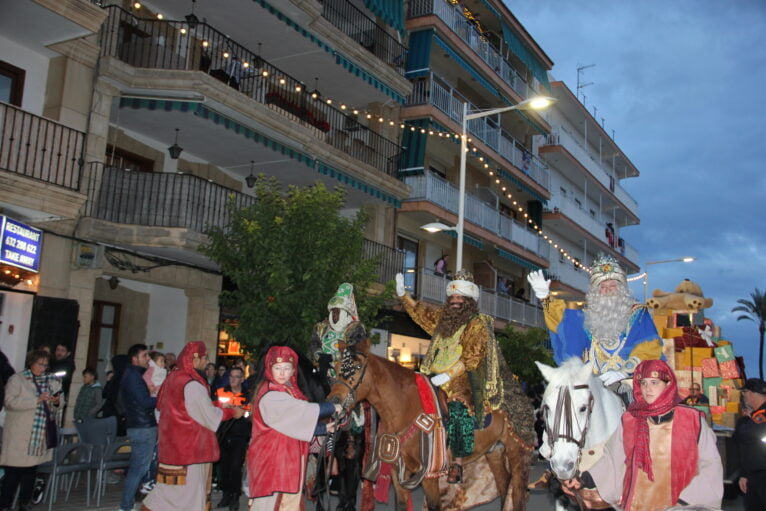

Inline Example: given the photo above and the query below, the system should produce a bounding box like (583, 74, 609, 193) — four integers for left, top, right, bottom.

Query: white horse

(535, 358, 624, 509)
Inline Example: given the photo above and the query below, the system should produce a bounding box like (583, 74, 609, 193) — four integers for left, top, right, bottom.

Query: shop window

(0, 60, 25, 107)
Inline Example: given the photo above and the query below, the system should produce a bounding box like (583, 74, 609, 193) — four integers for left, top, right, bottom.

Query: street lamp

(420, 96, 556, 271)
(640, 256, 696, 302)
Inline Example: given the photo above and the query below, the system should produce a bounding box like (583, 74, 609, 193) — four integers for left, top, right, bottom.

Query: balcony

(83, 164, 255, 234)
(319, 0, 407, 74)
(408, 74, 550, 190)
(408, 0, 532, 99)
(0, 102, 84, 191)
(544, 126, 638, 215)
(362, 238, 405, 284)
(548, 258, 589, 294)
(417, 269, 544, 328)
(99, 6, 401, 178)
(403, 171, 549, 260)
(546, 194, 608, 243)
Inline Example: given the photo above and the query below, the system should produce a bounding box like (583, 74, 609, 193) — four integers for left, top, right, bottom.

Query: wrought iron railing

(98, 5, 401, 177)
(0, 102, 84, 190)
(83, 164, 255, 232)
(408, 74, 550, 190)
(362, 238, 404, 283)
(319, 0, 407, 74)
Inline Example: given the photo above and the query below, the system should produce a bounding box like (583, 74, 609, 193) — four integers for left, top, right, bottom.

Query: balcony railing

(417, 269, 544, 328)
(83, 164, 255, 232)
(548, 258, 589, 293)
(404, 171, 549, 259)
(547, 194, 608, 242)
(319, 0, 406, 74)
(546, 126, 638, 213)
(362, 238, 405, 284)
(98, 6, 401, 177)
(408, 74, 550, 190)
(408, 0, 532, 99)
(0, 102, 84, 190)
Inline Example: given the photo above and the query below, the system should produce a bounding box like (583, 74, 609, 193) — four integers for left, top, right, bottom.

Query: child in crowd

(143, 351, 167, 396)
(73, 367, 103, 422)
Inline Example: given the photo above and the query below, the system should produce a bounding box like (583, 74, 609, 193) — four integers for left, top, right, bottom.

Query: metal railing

(362, 238, 405, 283)
(408, 0, 533, 99)
(83, 164, 255, 232)
(319, 0, 407, 74)
(408, 74, 550, 189)
(417, 269, 544, 328)
(548, 258, 589, 293)
(0, 102, 84, 190)
(403, 172, 549, 259)
(546, 193, 608, 243)
(546, 126, 638, 213)
(98, 6, 401, 177)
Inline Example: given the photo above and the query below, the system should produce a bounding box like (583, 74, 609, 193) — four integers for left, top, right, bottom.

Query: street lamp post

(423, 96, 556, 271)
(641, 256, 696, 302)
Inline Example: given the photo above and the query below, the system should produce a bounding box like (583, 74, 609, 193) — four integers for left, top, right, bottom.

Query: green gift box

(714, 344, 734, 363)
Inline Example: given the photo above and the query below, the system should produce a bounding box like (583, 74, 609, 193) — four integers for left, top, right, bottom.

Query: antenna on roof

(576, 63, 595, 102)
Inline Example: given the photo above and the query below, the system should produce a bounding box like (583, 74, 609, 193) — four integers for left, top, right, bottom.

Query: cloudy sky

(511, 0, 766, 376)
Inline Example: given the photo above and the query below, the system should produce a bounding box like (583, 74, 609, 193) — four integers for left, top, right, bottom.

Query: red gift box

(673, 327, 710, 349)
(701, 358, 720, 378)
(719, 359, 741, 379)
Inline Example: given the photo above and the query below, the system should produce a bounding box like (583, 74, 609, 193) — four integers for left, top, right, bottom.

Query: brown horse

(327, 341, 533, 511)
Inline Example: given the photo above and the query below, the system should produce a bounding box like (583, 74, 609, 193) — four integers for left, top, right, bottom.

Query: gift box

(701, 358, 720, 377)
(725, 401, 741, 414)
(676, 348, 714, 367)
(662, 339, 676, 369)
(703, 376, 722, 395)
(719, 359, 741, 379)
(674, 327, 713, 349)
(676, 370, 692, 389)
(716, 340, 730, 346)
(664, 327, 684, 338)
(721, 412, 738, 428)
(728, 389, 741, 403)
(710, 405, 725, 415)
(708, 386, 718, 406)
(714, 344, 735, 363)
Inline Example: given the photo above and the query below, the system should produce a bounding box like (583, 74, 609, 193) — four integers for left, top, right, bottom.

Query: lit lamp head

(420, 222, 456, 233)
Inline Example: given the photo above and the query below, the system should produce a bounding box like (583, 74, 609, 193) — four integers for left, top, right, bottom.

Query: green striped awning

(405, 30, 432, 78)
(398, 118, 430, 176)
(500, 22, 550, 91)
(364, 0, 405, 35)
(317, 162, 401, 207)
(444, 230, 483, 249)
(496, 247, 541, 270)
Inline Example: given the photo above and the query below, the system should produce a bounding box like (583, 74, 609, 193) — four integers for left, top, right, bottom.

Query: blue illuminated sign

(0, 216, 42, 272)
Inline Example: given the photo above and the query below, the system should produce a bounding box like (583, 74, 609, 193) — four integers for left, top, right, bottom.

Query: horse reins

(544, 384, 595, 451)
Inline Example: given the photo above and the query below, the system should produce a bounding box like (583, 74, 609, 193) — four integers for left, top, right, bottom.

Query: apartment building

(537, 81, 640, 301)
(0, 0, 410, 411)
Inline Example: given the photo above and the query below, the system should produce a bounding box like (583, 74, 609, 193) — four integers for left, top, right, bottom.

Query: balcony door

(88, 301, 121, 381)
(397, 236, 419, 294)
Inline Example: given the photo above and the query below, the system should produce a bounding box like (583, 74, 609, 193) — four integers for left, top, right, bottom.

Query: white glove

(395, 273, 406, 297)
(526, 270, 551, 300)
(431, 373, 450, 386)
(599, 370, 628, 386)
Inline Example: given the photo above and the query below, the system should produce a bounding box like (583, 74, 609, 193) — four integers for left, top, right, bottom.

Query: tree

(202, 176, 391, 355)
(496, 325, 555, 387)
(732, 288, 766, 380)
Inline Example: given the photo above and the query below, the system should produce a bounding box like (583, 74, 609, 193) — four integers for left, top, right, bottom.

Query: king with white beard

(527, 254, 663, 387)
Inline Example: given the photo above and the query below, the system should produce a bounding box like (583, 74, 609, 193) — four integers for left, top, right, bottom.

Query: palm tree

(732, 288, 766, 380)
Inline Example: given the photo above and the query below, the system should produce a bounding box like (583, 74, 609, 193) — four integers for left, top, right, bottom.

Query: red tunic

(247, 382, 310, 498)
(157, 372, 228, 465)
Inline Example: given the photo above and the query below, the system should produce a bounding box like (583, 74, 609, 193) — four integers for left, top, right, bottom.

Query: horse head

(536, 358, 622, 480)
(326, 338, 372, 414)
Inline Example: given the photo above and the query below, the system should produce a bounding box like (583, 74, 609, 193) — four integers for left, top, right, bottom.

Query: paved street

(43, 456, 745, 510)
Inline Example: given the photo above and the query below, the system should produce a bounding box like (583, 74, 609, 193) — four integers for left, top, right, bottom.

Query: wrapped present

(664, 327, 684, 338)
(674, 327, 713, 349)
(725, 401, 741, 414)
(716, 340, 730, 346)
(690, 368, 702, 386)
(676, 348, 713, 367)
(703, 376, 722, 394)
(719, 359, 741, 379)
(721, 412, 738, 428)
(676, 370, 692, 389)
(728, 389, 741, 403)
(662, 339, 676, 369)
(714, 344, 735, 363)
(701, 358, 720, 377)
(710, 405, 725, 415)
(708, 386, 718, 406)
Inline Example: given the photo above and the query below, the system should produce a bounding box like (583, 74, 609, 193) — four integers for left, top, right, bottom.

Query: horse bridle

(543, 384, 595, 450)
(330, 349, 369, 413)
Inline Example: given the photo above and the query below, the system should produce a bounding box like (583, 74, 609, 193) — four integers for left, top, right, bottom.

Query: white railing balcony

(408, 74, 550, 190)
(546, 126, 638, 215)
(546, 193, 608, 242)
(408, 0, 530, 99)
(417, 270, 544, 328)
(549, 259, 589, 293)
(404, 172, 548, 258)
(620, 240, 640, 265)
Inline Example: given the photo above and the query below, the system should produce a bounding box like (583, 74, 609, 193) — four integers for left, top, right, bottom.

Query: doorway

(87, 301, 121, 381)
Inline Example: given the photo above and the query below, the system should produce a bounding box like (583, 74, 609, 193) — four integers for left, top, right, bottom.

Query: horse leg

(421, 478, 441, 511)
(391, 475, 411, 511)
(503, 434, 532, 511)
(484, 448, 510, 499)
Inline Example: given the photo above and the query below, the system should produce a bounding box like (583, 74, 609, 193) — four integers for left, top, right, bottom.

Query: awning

(398, 118, 430, 176)
(364, 0, 405, 35)
(444, 230, 483, 249)
(496, 247, 541, 270)
(405, 30, 432, 78)
(433, 35, 502, 99)
(500, 22, 550, 91)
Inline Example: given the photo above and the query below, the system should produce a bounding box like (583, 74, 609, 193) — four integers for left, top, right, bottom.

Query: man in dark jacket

(119, 344, 156, 511)
(213, 367, 250, 510)
(0, 349, 15, 413)
(50, 342, 76, 398)
(735, 378, 766, 511)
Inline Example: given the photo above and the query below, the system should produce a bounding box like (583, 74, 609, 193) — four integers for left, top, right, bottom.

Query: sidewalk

(41, 458, 747, 510)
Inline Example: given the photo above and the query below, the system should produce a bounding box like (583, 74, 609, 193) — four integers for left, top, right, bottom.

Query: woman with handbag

(0, 349, 61, 511)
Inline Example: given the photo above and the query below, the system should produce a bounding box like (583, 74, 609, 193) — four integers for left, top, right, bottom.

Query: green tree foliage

(497, 325, 555, 386)
(202, 176, 391, 354)
(732, 288, 766, 379)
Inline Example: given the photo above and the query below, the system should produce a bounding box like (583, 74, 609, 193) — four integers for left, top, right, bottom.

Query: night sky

(511, 0, 766, 376)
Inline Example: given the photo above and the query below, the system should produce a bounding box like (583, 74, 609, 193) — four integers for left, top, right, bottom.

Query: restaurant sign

(0, 216, 42, 272)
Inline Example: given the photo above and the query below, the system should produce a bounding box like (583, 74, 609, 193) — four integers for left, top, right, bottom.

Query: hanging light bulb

(167, 128, 183, 159)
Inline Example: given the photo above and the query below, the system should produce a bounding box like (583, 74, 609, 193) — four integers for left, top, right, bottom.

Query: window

(0, 60, 25, 107)
(106, 145, 155, 172)
(397, 235, 419, 293)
